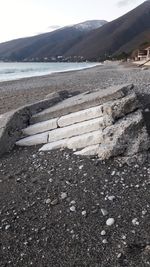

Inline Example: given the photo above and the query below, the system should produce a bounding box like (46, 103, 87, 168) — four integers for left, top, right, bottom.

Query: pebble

(101, 208, 108, 216)
(61, 192, 67, 199)
(106, 218, 115, 226)
(102, 239, 108, 244)
(5, 225, 10, 230)
(51, 199, 58, 206)
(111, 171, 116, 176)
(70, 206, 76, 212)
(79, 165, 84, 170)
(45, 198, 51, 204)
(108, 195, 115, 201)
(101, 230, 106, 236)
(81, 210, 87, 216)
(132, 218, 139, 226)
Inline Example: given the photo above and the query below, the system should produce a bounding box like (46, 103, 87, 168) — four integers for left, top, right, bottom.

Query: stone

(58, 105, 104, 127)
(22, 118, 58, 136)
(61, 193, 67, 199)
(106, 218, 115, 226)
(70, 206, 76, 212)
(48, 117, 112, 143)
(16, 132, 48, 146)
(101, 209, 108, 216)
(101, 230, 106, 236)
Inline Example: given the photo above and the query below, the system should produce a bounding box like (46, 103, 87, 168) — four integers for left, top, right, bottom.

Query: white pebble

(82, 210, 87, 216)
(106, 218, 115, 226)
(102, 239, 108, 244)
(101, 209, 108, 216)
(61, 192, 67, 199)
(70, 206, 76, 212)
(45, 198, 51, 204)
(108, 195, 115, 201)
(132, 218, 139, 226)
(111, 171, 116, 176)
(101, 230, 106, 236)
(79, 165, 84, 170)
(5, 225, 10, 230)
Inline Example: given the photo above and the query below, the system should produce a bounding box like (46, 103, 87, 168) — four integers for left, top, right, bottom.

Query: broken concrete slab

(97, 110, 150, 159)
(48, 117, 112, 143)
(103, 92, 139, 120)
(39, 139, 67, 151)
(16, 132, 48, 146)
(74, 144, 100, 156)
(31, 84, 133, 123)
(58, 105, 104, 127)
(22, 118, 58, 136)
(67, 130, 103, 150)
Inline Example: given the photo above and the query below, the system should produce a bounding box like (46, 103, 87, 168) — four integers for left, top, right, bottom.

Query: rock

(51, 199, 58, 206)
(101, 230, 106, 236)
(70, 206, 76, 212)
(102, 239, 108, 244)
(45, 198, 51, 204)
(101, 209, 108, 216)
(5, 225, 10, 230)
(132, 218, 139, 226)
(108, 196, 115, 201)
(81, 210, 87, 216)
(106, 218, 115, 226)
(61, 193, 67, 199)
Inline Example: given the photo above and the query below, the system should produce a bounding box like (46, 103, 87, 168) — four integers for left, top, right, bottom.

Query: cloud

(117, 0, 140, 7)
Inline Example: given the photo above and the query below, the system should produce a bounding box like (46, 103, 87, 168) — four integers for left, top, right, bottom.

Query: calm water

(0, 62, 100, 82)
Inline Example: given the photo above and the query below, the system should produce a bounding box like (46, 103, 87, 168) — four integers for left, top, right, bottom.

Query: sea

(0, 62, 100, 82)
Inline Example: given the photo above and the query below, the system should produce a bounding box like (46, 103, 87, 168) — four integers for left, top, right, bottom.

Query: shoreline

(0, 62, 101, 84)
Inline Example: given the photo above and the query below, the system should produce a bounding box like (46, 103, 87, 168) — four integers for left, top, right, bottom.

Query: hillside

(0, 20, 107, 62)
(65, 0, 150, 60)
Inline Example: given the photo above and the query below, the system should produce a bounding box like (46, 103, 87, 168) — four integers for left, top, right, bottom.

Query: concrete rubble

(14, 84, 150, 160)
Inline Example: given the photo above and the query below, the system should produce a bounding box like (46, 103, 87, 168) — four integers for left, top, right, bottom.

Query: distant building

(136, 46, 150, 61)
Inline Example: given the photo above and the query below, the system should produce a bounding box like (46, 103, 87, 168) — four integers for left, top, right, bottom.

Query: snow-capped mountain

(73, 20, 107, 31)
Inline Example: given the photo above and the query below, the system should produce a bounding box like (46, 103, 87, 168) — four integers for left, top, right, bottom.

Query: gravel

(0, 63, 150, 266)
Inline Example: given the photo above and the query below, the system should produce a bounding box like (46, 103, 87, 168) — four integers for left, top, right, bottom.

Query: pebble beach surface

(0, 62, 150, 266)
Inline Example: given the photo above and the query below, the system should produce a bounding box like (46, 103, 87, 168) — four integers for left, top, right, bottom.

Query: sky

(0, 0, 146, 43)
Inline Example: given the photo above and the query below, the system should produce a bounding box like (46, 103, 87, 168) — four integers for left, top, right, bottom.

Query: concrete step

(48, 116, 112, 143)
(16, 116, 112, 147)
(16, 132, 48, 146)
(40, 130, 103, 151)
(31, 84, 132, 124)
(22, 118, 58, 136)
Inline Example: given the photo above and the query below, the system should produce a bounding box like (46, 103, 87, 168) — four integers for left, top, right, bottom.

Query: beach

(0, 62, 150, 115)
(0, 62, 150, 267)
